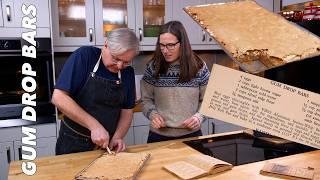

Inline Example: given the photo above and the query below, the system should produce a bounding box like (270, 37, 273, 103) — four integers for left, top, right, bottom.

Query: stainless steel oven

(0, 38, 55, 127)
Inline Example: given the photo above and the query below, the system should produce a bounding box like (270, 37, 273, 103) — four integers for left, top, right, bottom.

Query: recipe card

(200, 64, 320, 149)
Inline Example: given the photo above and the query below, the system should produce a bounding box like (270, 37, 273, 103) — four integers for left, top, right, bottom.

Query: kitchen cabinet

(201, 119, 209, 135)
(208, 118, 245, 134)
(13, 137, 56, 161)
(51, 0, 276, 51)
(0, 142, 13, 180)
(0, 3, 3, 27)
(133, 112, 150, 144)
(135, 0, 173, 50)
(56, 116, 135, 146)
(1, 0, 50, 28)
(123, 126, 135, 145)
(52, 0, 173, 51)
(132, 112, 210, 144)
(57, 112, 205, 146)
(51, 0, 95, 47)
(51, 0, 135, 51)
(134, 126, 150, 145)
(0, 123, 56, 180)
(0, 0, 51, 37)
(94, 0, 135, 46)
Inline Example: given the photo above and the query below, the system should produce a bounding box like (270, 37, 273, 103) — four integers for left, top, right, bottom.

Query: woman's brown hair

(152, 21, 204, 83)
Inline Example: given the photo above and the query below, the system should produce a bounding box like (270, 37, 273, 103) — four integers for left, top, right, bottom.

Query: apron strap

(62, 120, 91, 138)
(92, 54, 102, 74)
(92, 52, 122, 81)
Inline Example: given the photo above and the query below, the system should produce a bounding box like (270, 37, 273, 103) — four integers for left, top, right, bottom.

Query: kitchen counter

(0, 115, 56, 128)
(8, 131, 320, 179)
(133, 101, 142, 112)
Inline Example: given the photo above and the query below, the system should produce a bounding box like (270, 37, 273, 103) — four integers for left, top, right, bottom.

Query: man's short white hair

(106, 28, 139, 55)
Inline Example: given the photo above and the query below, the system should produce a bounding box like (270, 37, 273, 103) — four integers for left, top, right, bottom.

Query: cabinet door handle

(18, 147, 22, 160)
(89, 28, 93, 42)
(125, 15, 128, 25)
(6, 147, 11, 163)
(202, 30, 206, 42)
(139, 28, 142, 41)
(6, 5, 11, 22)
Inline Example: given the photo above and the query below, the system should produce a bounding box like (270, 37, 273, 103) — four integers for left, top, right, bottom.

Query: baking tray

(184, 0, 320, 74)
(75, 152, 151, 180)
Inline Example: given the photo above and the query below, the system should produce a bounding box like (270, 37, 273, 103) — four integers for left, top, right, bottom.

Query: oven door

(0, 51, 54, 120)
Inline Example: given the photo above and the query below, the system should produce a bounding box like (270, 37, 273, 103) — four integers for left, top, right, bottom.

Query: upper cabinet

(51, 0, 275, 52)
(0, 2, 3, 27)
(52, 0, 95, 47)
(94, 0, 135, 46)
(135, 0, 172, 50)
(0, 0, 51, 37)
(51, 0, 135, 51)
(1, 0, 50, 28)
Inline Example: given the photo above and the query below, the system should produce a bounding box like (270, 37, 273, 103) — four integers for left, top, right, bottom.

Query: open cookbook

(163, 154, 232, 179)
(260, 163, 315, 180)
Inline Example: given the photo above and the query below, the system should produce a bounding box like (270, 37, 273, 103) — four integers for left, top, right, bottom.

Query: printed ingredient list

(200, 64, 320, 149)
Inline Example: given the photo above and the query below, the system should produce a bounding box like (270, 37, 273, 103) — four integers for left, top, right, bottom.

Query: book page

(163, 161, 207, 180)
(260, 163, 314, 179)
(185, 154, 232, 173)
(200, 64, 320, 149)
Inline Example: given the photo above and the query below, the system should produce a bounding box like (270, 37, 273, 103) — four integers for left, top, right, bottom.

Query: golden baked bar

(184, 0, 320, 73)
(75, 152, 151, 180)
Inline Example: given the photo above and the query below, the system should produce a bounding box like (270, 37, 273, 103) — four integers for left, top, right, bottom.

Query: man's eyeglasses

(159, 41, 180, 51)
(111, 54, 131, 67)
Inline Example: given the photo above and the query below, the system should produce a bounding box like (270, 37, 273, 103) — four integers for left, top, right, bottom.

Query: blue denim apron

(56, 54, 126, 155)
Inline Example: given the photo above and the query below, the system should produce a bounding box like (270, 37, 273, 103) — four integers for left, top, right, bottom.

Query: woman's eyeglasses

(111, 54, 131, 67)
(159, 41, 180, 51)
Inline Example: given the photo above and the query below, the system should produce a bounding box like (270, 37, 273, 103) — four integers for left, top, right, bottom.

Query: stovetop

(183, 132, 316, 166)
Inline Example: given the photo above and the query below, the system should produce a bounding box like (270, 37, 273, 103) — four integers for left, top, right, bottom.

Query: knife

(106, 147, 113, 154)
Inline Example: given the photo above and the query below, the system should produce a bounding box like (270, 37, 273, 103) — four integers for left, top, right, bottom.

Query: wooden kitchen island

(8, 131, 320, 180)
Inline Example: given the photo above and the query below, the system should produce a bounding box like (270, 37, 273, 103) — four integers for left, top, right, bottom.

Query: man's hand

(90, 124, 110, 149)
(151, 113, 166, 129)
(109, 137, 126, 153)
(182, 116, 200, 130)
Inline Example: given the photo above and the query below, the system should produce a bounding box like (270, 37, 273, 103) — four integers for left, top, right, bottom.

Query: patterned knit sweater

(140, 60, 210, 137)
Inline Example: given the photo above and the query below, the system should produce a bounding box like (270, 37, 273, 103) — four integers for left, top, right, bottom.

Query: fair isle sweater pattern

(141, 60, 210, 136)
(142, 62, 209, 88)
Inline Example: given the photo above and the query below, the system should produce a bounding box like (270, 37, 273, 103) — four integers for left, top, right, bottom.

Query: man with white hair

(52, 28, 139, 155)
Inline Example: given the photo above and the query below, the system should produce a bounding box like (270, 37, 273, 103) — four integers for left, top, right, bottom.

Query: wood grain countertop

(8, 131, 320, 180)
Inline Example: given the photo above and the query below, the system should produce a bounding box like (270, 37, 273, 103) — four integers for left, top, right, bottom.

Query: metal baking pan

(184, 0, 320, 74)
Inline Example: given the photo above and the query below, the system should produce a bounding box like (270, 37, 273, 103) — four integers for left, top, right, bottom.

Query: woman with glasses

(141, 21, 210, 143)
(52, 28, 139, 155)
